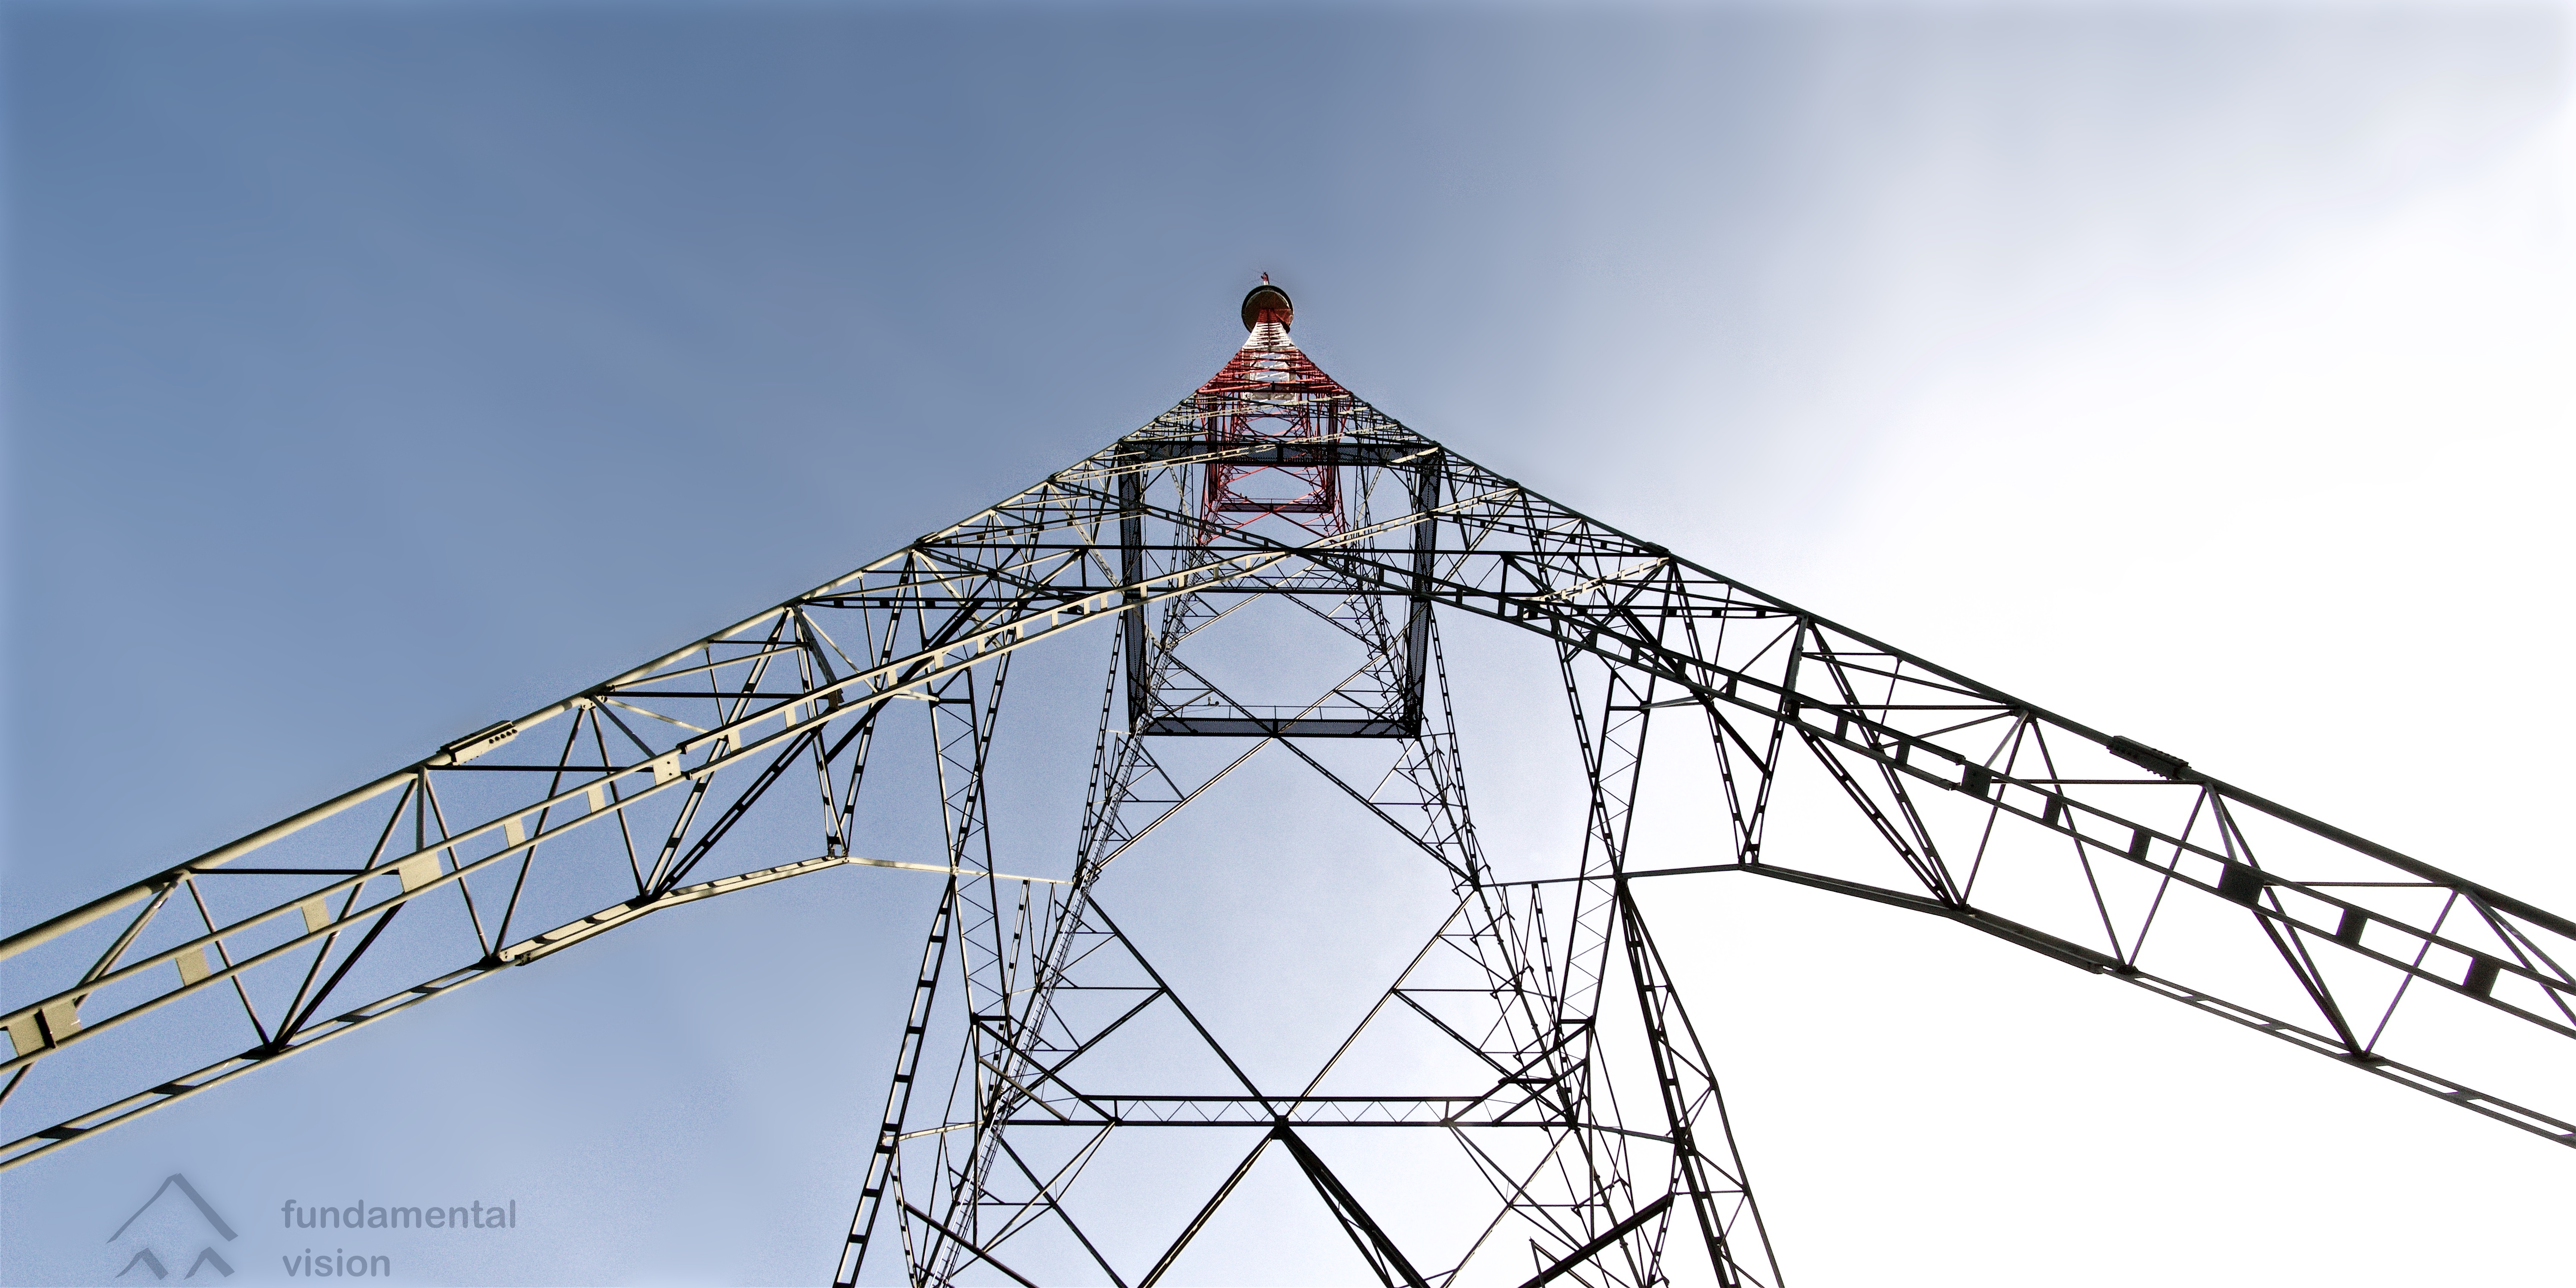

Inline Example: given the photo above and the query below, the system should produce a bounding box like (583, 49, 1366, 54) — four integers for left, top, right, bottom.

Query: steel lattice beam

(3, 283, 2569, 1287)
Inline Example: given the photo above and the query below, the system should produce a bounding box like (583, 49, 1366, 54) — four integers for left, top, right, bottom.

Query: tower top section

(1240, 276, 1293, 340)
(1195, 277, 1348, 399)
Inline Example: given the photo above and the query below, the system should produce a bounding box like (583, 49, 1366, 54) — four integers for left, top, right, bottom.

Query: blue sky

(3, 2, 2571, 1284)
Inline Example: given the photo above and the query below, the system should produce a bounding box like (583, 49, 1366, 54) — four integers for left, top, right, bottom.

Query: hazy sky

(3, 2, 2571, 1284)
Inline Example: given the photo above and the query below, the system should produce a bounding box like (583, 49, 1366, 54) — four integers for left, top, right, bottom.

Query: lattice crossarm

(1293, 499, 2576, 1029)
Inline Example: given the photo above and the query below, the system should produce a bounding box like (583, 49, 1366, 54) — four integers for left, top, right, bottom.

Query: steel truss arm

(0, 431, 1418, 1167)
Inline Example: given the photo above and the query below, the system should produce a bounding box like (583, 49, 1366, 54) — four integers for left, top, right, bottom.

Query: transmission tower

(3, 281, 2570, 1286)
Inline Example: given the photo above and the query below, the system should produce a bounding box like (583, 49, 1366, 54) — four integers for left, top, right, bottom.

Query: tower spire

(1239, 276, 1294, 346)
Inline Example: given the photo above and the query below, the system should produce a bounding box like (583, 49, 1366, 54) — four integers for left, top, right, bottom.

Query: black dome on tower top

(1240, 282, 1293, 332)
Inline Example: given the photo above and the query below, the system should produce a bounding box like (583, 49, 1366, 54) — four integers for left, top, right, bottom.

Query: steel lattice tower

(4, 281, 2571, 1285)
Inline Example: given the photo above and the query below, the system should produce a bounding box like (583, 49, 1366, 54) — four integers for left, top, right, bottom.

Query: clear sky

(3, 1, 2571, 1284)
